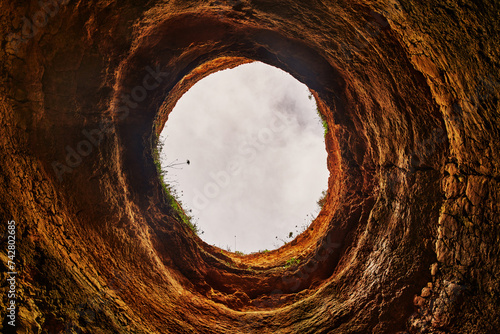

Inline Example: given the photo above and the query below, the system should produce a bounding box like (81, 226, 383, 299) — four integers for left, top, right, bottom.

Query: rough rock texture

(0, 0, 499, 333)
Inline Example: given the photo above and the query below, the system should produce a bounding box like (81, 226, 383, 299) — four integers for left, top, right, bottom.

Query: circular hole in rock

(158, 61, 329, 254)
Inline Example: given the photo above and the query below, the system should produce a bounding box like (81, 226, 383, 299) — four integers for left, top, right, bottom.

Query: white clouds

(159, 61, 329, 253)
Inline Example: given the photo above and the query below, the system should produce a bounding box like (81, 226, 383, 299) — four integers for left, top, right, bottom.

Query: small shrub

(317, 107, 328, 136)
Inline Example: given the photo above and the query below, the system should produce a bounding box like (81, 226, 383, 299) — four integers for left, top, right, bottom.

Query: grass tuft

(317, 107, 329, 136)
(153, 136, 200, 235)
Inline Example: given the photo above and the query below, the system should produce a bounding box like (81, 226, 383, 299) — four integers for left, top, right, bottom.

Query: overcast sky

(159, 62, 329, 253)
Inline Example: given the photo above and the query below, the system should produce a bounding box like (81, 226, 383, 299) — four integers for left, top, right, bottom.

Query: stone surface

(0, 0, 499, 333)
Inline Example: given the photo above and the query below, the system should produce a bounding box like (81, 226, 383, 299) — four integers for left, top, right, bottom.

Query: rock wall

(0, 0, 498, 333)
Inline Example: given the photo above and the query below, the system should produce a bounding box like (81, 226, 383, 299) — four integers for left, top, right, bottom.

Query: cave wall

(0, 0, 499, 333)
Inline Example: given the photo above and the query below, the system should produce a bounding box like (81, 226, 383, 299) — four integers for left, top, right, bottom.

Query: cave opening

(156, 61, 329, 254)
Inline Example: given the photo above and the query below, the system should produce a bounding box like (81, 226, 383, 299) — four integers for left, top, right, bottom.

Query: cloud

(159, 61, 329, 253)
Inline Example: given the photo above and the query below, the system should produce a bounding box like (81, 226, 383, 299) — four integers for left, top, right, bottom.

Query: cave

(0, 0, 499, 333)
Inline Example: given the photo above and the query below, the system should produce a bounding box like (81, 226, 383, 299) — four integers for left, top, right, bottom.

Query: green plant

(316, 107, 328, 136)
(284, 258, 300, 268)
(153, 135, 200, 235)
(321, 119, 328, 136)
(235, 251, 244, 256)
(222, 260, 234, 268)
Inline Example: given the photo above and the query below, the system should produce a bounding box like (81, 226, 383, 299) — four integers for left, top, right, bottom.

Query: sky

(159, 61, 329, 253)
